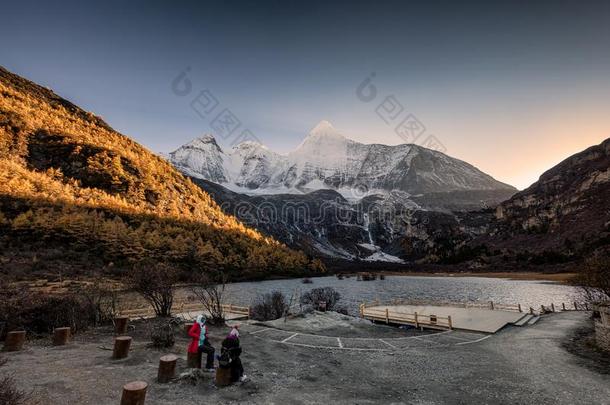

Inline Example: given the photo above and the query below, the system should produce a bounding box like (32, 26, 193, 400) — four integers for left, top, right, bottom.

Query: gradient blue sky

(1, 0, 609, 189)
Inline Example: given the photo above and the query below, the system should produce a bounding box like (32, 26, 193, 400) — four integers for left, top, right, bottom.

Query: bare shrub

(334, 305, 349, 315)
(300, 287, 341, 311)
(0, 357, 39, 405)
(284, 289, 300, 322)
(128, 262, 178, 317)
(250, 291, 288, 321)
(571, 253, 610, 305)
(0, 376, 34, 405)
(81, 278, 119, 326)
(191, 272, 228, 326)
(150, 318, 178, 348)
(0, 280, 98, 339)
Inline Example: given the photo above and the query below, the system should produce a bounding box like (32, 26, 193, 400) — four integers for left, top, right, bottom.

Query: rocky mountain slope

(191, 176, 493, 263)
(479, 137, 610, 260)
(0, 66, 321, 280)
(395, 137, 610, 268)
(170, 120, 516, 200)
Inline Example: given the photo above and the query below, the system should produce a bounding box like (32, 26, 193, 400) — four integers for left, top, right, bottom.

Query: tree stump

(52, 327, 71, 346)
(113, 336, 132, 359)
(115, 317, 129, 335)
(3, 330, 26, 351)
(120, 381, 147, 405)
(186, 351, 201, 368)
(184, 323, 194, 337)
(215, 366, 232, 387)
(157, 354, 177, 383)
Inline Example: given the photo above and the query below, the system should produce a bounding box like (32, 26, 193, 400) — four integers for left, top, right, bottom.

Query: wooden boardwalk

(363, 304, 527, 333)
(360, 305, 453, 330)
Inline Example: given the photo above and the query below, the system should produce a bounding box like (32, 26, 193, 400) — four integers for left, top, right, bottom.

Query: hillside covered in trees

(0, 66, 323, 280)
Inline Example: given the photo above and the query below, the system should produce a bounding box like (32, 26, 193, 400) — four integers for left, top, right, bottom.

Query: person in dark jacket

(220, 325, 247, 382)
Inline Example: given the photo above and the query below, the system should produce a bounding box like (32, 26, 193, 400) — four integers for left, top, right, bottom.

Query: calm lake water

(220, 275, 581, 314)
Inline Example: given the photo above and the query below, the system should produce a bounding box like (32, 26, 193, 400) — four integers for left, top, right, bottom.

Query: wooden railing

(363, 298, 592, 315)
(220, 304, 250, 317)
(360, 304, 452, 330)
(118, 302, 250, 319)
(535, 302, 591, 314)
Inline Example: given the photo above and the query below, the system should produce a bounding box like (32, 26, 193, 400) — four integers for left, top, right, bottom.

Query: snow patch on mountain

(358, 242, 404, 263)
(363, 251, 405, 263)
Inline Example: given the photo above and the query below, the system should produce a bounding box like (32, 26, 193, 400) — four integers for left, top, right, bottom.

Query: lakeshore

(377, 271, 576, 282)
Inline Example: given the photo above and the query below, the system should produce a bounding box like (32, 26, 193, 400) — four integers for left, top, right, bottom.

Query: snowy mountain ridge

(169, 120, 515, 197)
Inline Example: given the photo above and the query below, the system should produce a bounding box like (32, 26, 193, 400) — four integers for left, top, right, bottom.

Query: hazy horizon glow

(1, 0, 609, 189)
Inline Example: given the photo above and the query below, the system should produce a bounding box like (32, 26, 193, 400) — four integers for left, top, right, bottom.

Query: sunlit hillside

(0, 66, 322, 280)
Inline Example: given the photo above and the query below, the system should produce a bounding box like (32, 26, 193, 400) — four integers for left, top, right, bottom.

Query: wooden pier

(360, 302, 452, 330)
(359, 299, 591, 333)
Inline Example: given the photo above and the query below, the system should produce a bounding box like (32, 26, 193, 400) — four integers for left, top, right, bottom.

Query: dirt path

(1, 312, 609, 404)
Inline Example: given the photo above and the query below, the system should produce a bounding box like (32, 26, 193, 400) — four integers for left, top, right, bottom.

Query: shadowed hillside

(0, 66, 322, 280)
(461, 137, 610, 268)
(486, 138, 610, 260)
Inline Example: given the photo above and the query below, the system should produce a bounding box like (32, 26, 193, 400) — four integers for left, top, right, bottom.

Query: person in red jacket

(187, 315, 215, 371)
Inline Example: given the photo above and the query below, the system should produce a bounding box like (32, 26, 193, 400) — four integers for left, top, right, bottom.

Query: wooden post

(216, 366, 232, 387)
(3, 330, 26, 351)
(530, 307, 534, 315)
(447, 316, 453, 330)
(157, 354, 177, 383)
(562, 303, 566, 311)
(414, 312, 419, 328)
(187, 351, 202, 369)
(52, 327, 71, 346)
(115, 317, 129, 335)
(113, 336, 132, 359)
(574, 302, 578, 310)
(540, 305, 545, 313)
(385, 308, 389, 324)
(518, 304, 522, 313)
(120, 381, 147, 405)
(489, 301, 494, 310)
(551, 303, 555, 312)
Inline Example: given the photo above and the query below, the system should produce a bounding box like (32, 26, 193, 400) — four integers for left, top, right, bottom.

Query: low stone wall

(595, 321, 610, 352)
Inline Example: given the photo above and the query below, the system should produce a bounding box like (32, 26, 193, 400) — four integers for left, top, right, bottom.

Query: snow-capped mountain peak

(182, 134, 222, 150)
(308, 120, 344, 139)
(169, 134, 228, 182)
(232, 140, 268, 151)
(169, 121, 516, 196)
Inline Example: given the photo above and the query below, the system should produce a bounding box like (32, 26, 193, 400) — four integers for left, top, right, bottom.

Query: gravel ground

(1, 312, 609, 404)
